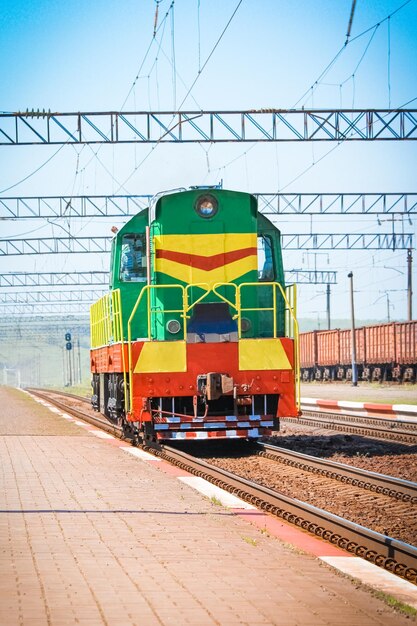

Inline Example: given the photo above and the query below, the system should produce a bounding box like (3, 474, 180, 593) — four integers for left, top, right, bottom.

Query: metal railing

(90, 283, 299, 413)
(90, 289, 123, 348)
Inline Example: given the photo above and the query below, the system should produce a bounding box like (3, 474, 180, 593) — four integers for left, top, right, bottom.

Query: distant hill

(297, 318, 397, 332)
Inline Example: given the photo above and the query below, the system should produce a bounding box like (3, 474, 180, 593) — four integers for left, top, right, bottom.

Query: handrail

(212, 282, 238, 316)
(184, 283, 211, 335)
(238, 281, 300, 411)
(90, 293, 111, 348)
(111, 289, 128, 413)
(127, 284, 186, 413)
(284, 283, 300, 410)
(92, 280, 300, 415)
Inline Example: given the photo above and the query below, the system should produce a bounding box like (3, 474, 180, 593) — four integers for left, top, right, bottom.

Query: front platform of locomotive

(125, 188, 299, 442)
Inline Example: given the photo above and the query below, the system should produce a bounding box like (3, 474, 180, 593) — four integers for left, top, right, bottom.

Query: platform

(0, 386, 415, 625)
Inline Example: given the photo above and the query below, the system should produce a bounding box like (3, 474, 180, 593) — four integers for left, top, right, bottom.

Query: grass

(209, 496, 223, 507)
(320, 561, 417, 619)
(373, 590, 417, 618)
(1, 340, 91, 389)
(241, 536, 258, 547)
(52, 383, 91, 397)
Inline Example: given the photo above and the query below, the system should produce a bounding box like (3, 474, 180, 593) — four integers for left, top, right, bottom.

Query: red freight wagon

(339, 328, 365, 365)
(393, 321, 417, 381)
(300, 320, 416, 382)
(299, 331, 316, 368)
(317, 330, 339, 366)
(299, 331, 317, 380)
(364, 323, 396, 364)
(395, 321, 417, 364)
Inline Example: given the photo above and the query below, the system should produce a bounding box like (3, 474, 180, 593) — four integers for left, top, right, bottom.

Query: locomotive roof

(148, 187, 256, 225)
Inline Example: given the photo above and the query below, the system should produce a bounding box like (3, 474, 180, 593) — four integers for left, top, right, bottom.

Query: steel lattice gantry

(285, 270, 337, 284)
(0, 270, 335, 291)
(0, 233, 413, 255)
(1, 193, 416, 218)
(0, 302, 93, 316)
(0, 272, 109, 287)
(1, 109, 417, 144)
(0, 290, 106, 304)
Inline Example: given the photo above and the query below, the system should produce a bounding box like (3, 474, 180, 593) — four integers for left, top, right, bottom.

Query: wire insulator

(153, 1, 160, 37)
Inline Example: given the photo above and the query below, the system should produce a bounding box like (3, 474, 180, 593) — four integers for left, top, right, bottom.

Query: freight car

(90, 188, 300, 443)
(300, 321, 416, 382)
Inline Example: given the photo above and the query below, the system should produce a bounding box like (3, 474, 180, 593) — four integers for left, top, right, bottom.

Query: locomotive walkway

(0, 386, 416, 626)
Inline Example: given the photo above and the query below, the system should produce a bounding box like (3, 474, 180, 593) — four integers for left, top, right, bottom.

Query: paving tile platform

(0, 386, 414, 626)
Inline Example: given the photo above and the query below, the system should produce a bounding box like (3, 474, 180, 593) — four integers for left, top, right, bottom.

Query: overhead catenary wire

(0, 3, 177, 200)
(120, 1, 174, 111)
(209, 0, 415, 190)
(388, 16, 392, 108)
(171, 2, 177, 110)
(295, 0, 413, 108)
(177, 0, 243, 111)
(0, 142, 69, 194)
(197, 0, 202, 73)
(110, 0, 245, 195)
(68, 1, 174, 205)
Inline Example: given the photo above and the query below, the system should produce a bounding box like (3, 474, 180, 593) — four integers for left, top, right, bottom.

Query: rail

(27, 389, 417, 582)
(156, 444, 417, 581)
(282, 412, 417, 444)
(256, 442, 417, 503)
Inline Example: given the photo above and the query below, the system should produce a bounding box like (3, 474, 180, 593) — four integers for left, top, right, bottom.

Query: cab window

(120, 234, 147, 282)
(258, 235, 275, 281)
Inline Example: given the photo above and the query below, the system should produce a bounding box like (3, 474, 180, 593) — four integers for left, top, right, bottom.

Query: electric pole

(326, 284, 331, 330)
(348, 272, 358, 386)
(407, 248, 413, 321)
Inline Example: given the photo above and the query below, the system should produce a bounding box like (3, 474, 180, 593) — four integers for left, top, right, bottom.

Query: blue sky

(1, 0, 416, 323)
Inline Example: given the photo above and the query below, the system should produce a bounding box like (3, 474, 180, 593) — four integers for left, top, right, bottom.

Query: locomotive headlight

(195, 194, 218, 218)
(166, 319, 181, 334)
(241, 317, 252, 333)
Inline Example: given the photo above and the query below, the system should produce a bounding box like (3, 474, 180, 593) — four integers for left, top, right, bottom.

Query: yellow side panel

(239, 338, 292, 371)
(134, 341, 187, 373)
(154, 233, 256, 255)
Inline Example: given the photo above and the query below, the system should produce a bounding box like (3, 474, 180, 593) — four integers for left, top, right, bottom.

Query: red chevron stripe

(156, 247, 257, 271)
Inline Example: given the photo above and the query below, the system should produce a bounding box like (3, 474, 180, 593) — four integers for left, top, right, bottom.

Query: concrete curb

(301, 397, 417, 422)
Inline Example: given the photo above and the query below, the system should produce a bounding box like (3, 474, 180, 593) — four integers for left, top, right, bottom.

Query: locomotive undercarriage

(152, 393, 279, 419)
(92, 371, 280, 442)
(91, 372, 126, 422)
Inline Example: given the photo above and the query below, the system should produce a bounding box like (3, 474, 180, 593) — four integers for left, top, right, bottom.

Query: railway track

(255, 442, 417, 504)
(28, 388, 417, 583)
(283, 411, 417, 444)
(41, 389, 417, 444)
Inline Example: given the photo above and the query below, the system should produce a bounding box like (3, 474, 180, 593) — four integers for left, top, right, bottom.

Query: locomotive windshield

(120, 234, 147, 282)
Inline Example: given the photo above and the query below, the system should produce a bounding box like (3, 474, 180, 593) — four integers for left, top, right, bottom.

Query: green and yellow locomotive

(90, 188, 300, 442)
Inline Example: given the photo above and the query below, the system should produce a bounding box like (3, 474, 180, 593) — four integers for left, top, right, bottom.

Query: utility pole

(348, 272, 358, 386)
(386, 292, 390, 322)
(326, 284, 331, 330)
(65, 332, 72, 386)
(407, 248, 413, 321)
(77, 336, 82, 384)
(61, 347, 66, 387)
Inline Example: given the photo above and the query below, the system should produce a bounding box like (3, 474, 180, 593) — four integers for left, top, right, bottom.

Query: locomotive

(90, 188, 300, 443)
